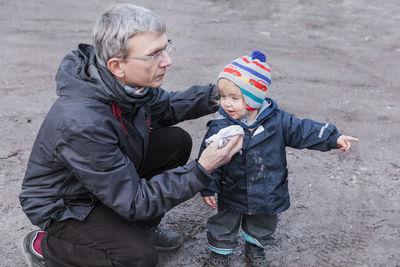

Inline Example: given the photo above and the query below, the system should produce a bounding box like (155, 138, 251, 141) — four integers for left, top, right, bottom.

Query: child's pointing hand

(337, 135, 359, 152)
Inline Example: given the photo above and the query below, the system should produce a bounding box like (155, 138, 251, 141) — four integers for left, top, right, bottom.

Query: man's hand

(337, 135, 359, 152)
(198, 135, 243, 173)
(203, 195, 216, 209)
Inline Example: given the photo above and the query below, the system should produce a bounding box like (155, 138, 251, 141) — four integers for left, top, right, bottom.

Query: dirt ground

(1, 0, 399, 266)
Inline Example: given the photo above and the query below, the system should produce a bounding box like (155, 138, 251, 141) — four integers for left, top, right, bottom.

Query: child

(199, 50, 359, 267)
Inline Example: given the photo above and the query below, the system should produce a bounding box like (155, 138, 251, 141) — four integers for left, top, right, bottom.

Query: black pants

(41, 127, 192, 267)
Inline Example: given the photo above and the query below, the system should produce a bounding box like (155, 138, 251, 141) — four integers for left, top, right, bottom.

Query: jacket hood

(55, 44, 152, 110)
(218, 97, 278, 129)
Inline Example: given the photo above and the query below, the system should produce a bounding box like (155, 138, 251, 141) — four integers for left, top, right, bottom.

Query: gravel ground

(1, 0, 399, 266)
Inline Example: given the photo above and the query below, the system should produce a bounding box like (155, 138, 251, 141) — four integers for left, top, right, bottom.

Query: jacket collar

(56, 44, 153, 112)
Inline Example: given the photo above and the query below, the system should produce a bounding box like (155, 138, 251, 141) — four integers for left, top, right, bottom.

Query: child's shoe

(244, 241, 269, 267)
(18, 230, 46, 267)
(207, 251, 230, 267)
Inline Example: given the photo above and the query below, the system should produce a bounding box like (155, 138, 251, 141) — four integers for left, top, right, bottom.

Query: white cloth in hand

(205, 125, 244, 148)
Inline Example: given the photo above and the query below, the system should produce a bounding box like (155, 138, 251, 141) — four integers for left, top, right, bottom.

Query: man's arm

(148, 84, 218, 127)
(56, 122, 242, 222)
(133, 135, 242, 219)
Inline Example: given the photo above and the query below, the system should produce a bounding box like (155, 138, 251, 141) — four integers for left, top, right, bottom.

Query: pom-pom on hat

(217, 50, 271, 111)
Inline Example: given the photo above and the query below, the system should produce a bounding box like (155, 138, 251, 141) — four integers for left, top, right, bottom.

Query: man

(18, 3, 242, 267)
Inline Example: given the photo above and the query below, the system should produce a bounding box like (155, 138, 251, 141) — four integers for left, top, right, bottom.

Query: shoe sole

(18, 235, 44, 267)
(154, 242, 181, 252)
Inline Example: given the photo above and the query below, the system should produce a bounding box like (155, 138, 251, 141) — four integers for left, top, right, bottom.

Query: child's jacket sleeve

(282, 111, 341, 150)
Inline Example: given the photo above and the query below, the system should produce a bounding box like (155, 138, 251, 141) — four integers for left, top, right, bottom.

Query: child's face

(218, 79, 247, 120)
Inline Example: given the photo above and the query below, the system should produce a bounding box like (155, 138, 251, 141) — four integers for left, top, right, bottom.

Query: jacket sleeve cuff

(328, 130, 342, 149)
(200, 189, 215, 197)
(188, 160, 214, 185)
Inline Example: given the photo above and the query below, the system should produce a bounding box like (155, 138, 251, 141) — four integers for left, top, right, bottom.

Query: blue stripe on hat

(239, 87, 264, 104)
(232, 62, 271, 84)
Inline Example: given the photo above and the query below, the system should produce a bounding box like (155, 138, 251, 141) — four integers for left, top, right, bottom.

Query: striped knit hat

(217, 50, 271, 111)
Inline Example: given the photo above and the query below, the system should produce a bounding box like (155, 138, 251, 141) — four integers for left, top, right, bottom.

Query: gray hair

(92, 3, 166, 67)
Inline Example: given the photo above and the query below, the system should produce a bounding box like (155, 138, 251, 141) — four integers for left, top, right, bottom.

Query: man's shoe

(145, 226, 182, 252)
(207, 251, 230, 267)
(18, 230, 46, 267)
(244, 241, 269, 267)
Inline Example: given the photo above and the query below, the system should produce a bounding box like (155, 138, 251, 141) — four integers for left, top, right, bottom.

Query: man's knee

(156, 126, 192, 163)
(166, 126, 192, 148)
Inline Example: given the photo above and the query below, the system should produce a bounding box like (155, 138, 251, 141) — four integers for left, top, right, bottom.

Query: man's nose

(159, 51, 172, 67)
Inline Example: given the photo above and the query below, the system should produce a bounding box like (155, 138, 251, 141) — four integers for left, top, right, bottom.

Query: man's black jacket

(20, 44, 217, 229)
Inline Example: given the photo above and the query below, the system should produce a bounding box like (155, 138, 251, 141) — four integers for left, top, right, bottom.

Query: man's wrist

(192, 160, 214, 182)
(197, 158, 213, 173)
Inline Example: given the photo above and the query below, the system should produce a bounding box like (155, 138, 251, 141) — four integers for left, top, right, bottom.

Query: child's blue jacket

(199, 98, 341, 215)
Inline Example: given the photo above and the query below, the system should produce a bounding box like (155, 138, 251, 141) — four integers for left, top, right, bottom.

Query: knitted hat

(217, 50, 271, 111)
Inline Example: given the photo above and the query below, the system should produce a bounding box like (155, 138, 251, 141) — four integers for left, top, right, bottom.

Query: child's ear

(107, 58, 125, 79)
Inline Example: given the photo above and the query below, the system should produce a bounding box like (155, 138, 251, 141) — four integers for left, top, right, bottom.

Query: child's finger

(208, 196, 216, 208)
(344, 136, 359, 142)
(338, 135, 359, 152)
(344, 141, 350, 152)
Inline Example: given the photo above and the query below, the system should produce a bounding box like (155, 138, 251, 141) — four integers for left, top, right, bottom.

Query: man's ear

(107, 58, 125, 79)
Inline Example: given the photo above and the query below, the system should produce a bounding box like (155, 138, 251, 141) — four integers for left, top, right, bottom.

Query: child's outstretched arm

(337, 135, 359, 152)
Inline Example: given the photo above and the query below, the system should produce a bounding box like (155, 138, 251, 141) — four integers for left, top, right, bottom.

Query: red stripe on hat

(241, 57, 250, 63)
(246, 104, 258, 111)
(249, 79, 268, 92)
(223, 66, 242, 77)
(240, 57, 271, 72)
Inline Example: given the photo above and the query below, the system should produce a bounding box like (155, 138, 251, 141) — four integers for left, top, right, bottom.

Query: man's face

(119, 32, 172, 88)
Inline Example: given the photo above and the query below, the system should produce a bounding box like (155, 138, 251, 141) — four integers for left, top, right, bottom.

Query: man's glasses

(122, 39, 173, 63)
